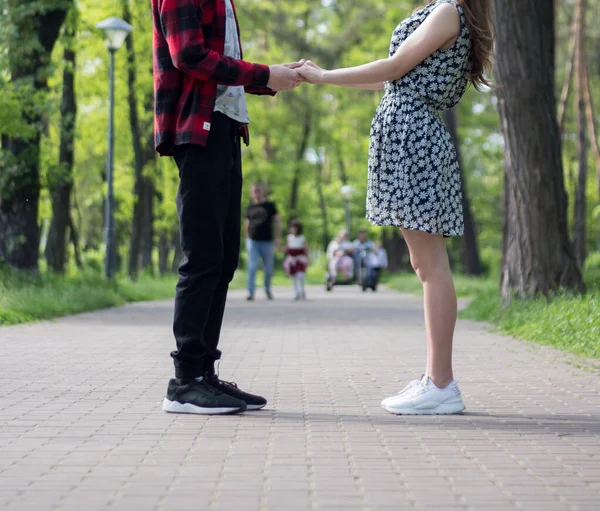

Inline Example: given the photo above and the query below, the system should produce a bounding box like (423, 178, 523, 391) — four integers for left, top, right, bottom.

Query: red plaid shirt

(152, 0, 274, 156)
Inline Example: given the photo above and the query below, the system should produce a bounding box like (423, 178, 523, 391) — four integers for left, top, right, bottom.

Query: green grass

(459, 261, 600, 359)
(383, 255, 600, 359)
(2, 254, 599, 360)
(383, 272, 497, 297)
(460, 288, 600, 358)
(0, 269, 177, 326)
(0, 261, 324, 326)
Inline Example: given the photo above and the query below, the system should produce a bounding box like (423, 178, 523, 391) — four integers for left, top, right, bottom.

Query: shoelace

(404, 378, 431, 398)
(397, 375, 425, 396)
(215, 377, 239, 390)
(212, 363, 239, 390)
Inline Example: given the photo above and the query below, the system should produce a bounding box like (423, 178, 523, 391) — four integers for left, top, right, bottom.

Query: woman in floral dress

(298, 0, 494, 415)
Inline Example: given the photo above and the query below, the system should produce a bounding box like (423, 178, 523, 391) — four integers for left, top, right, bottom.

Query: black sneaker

(207, 374, 267, 410)
(162, 377, 247, 415)
(266, 290, 274, 300)
(246, 294, 254, 301)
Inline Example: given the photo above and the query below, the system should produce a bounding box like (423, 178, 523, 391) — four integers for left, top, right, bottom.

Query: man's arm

(158, 0, 300, 90)
(244, 219, 250, 239)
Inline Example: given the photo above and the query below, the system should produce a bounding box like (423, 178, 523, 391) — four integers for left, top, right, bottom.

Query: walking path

(1, 286, 599, 511)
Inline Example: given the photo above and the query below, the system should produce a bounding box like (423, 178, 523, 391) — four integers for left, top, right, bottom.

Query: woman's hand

(297, 61, 328, 84)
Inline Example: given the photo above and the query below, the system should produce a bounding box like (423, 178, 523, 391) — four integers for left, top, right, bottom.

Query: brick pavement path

(1, 286, 599, 511)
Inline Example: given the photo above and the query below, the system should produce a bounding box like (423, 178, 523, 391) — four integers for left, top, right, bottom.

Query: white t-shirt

(287, 234, 305, 249)
(214, 0, 250, 124)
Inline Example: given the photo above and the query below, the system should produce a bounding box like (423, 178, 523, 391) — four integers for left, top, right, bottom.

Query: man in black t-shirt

(244, 183, 281, 300)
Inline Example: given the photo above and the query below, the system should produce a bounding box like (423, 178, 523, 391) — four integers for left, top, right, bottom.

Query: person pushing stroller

(326, 230, 355, 290)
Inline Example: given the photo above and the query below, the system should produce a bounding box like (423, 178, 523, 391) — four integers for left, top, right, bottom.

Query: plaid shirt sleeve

(158, 0, 270, 87)
(245, 85, 276, 96)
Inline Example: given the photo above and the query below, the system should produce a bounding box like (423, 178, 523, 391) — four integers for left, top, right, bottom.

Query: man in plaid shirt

(154, 0, 302, 416)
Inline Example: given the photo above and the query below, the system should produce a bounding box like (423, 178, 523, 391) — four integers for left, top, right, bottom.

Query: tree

(0, 0, 73, 270)
(493, 0, 584, 300)
(443, 108, 483, 276)
(123, 0, 156, 278)
(45, 8, 79, 273)
(573, 0, 588, 266)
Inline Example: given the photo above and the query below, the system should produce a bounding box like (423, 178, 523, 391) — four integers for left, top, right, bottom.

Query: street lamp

(340, 185, 355, 236)
(96, 17, 133, 279)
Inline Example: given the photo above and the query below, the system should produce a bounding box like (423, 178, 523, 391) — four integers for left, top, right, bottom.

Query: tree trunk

(573, 0, 588, 267)
(383, 229, 409, 272)
(46, 13, 77, 273)
(557, 13, 578, 133)
(315, 157, 330, 252)
(443, 108, 483, 276)
(158, 231, 170, 275)
(289, 113, 311, 219)
(69, 213, 82, 269)
(140, 177, 155, 272)
(123, 0, 155, 278)
(493, 0, 584, 300)
(0, 1, 72, 270)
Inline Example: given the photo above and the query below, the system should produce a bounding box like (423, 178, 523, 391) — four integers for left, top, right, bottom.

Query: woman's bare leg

(401, 228, 457, 388)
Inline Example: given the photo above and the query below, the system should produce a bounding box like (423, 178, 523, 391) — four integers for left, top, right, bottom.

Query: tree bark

(0, 1, 72, 270)
(123, 0, 155, 278)
(493, 0, 584, 300)
(288, 113, 312, 219)
(46, 12, 77, 273)
(315, 157, 330, 252)
(383, 229, 409, 272)
(68, 213, 82, 269)
(158, 231, 169, 275)
(557, 13, 578, 133)
(140, 178, 155, 271)
(573, 0, 588, 267)
(442, 108, 483, 276)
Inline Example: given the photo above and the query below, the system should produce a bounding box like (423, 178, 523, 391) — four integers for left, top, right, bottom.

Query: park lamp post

(96, 17, 133, 279)
(340, 185, 355, 237)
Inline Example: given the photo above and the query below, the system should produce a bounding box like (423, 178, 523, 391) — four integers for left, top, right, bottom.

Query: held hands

(296, 61, 327, 85)
(267, 61, 306, 91)
(267, 60, 328, 90)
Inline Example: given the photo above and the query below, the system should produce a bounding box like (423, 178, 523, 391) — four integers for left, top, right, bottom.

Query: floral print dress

(366, 0, 471, 236)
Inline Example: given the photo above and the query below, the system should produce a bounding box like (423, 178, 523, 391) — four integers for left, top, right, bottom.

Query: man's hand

(267, 62, 305, 91)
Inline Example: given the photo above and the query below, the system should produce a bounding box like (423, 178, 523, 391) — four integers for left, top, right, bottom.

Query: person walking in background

(245, 182, 282, 301)
(152, 0, 304, 416)
(297, 0, 494, 414)
(353, 229, 375, 286)
(367, 241, 388, 290)
(283, 220, 309, 301)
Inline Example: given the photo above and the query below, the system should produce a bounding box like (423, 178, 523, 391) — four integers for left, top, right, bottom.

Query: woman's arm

(346, 83, 385, 90)
(298, 3, 459, 86)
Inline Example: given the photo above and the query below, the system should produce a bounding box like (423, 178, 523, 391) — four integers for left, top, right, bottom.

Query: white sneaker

(381, 376, 465, 415)
(381, 375, 424, 410)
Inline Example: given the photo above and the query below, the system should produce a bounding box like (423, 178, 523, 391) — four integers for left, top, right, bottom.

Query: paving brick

(0, 286, 599, 510)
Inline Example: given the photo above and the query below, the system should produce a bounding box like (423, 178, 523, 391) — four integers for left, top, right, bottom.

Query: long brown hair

(417, 0, 495, 90)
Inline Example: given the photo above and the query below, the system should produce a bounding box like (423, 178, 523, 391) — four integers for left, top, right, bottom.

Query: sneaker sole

(246, 403, 267, 410)
(162, 399, 245, 415)
(382, 401, 465, 416)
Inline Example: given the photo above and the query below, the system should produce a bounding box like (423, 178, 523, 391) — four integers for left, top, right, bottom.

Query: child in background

(283, 220, 309, 300)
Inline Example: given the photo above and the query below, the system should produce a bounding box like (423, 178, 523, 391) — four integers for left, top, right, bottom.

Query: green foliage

(460, 255, 600, 358)
(0, 267, 177, 326)
(383, 272, 497, 298)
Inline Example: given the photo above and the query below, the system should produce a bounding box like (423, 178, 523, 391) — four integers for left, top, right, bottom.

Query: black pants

(171, 113, 242, 380)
